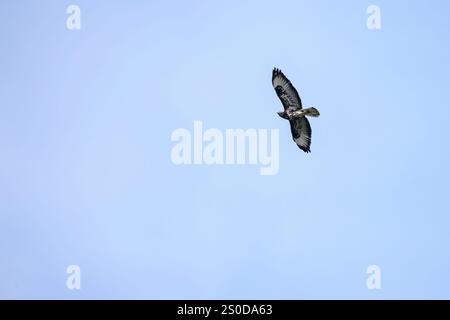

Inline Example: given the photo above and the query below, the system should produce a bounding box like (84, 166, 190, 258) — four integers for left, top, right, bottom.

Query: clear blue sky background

(1, 0, 450, 299)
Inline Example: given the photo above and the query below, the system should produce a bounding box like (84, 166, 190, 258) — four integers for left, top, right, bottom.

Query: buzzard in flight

(272, 68, 320, 153)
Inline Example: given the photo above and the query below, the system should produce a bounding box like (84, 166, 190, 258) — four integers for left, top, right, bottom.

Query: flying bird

(272, 68, 320, 153)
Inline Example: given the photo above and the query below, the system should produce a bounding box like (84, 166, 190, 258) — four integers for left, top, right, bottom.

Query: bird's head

(277, 111, 289, 120)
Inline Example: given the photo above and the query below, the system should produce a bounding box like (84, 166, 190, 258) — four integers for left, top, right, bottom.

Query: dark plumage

(272, 68, 320, 153)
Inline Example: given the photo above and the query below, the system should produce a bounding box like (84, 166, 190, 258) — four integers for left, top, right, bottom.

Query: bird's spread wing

(272, 68, 302, 110)
(290, 117, 312, 153)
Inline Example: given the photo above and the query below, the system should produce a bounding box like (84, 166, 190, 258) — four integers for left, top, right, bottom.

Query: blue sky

(1, 0, 450, 299)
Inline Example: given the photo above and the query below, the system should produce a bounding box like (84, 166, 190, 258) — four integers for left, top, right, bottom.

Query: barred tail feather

(304, 107, 320, 117)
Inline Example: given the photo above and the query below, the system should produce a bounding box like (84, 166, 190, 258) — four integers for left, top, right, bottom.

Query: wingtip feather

(298, 145, 311, 153)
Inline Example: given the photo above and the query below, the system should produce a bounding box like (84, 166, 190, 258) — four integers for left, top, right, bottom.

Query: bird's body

(278, 107, 320, 120)
(272, 68, 320, 153)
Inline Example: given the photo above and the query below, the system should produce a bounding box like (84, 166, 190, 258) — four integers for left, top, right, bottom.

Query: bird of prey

(272, 68, 320, 153)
